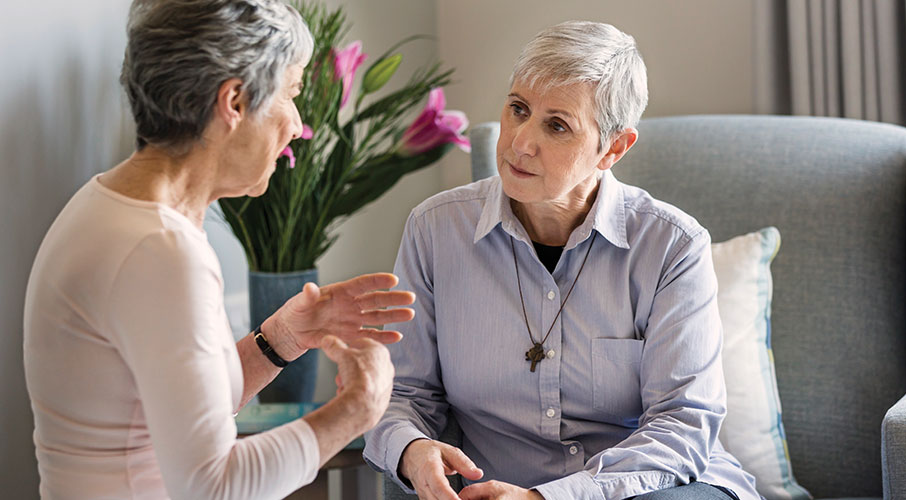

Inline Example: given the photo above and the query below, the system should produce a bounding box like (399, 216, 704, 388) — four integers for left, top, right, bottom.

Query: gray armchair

(382, 115, 906, 500)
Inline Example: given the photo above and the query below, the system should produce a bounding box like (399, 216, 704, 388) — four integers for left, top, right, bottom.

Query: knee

(630, 482, 734, 500)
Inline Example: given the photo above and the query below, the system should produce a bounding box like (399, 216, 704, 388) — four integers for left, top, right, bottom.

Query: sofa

(382, 115, 906, 500)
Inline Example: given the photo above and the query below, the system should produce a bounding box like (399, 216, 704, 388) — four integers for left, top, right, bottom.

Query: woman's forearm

(302, 393, 372, 467)
(235, 332, 283, 408)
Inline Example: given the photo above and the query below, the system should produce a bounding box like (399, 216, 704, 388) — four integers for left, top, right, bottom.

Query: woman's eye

(509, 103, 526, 116)
(549, 120, 567, 133)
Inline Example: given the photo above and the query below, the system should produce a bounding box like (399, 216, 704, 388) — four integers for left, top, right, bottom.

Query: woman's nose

(290, 105, 304, 139)
(511, 121, 537, 157)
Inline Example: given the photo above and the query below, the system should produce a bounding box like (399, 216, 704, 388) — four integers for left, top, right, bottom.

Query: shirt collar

(473, 170, 630, 251)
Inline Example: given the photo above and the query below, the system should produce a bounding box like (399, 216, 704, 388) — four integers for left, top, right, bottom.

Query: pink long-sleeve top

(24, 175, 319, 499)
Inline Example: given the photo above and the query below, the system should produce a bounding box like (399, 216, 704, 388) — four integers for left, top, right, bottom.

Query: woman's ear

(214, 78, 247, 131)
(597, 127, 638, 171)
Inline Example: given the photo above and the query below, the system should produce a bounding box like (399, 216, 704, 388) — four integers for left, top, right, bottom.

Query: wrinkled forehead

(510, 76, 597, 121)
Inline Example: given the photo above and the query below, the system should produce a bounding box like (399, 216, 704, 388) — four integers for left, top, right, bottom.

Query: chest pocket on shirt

(591, 338, 644, 427)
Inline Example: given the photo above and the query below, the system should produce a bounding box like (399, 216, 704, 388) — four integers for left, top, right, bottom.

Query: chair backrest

(469, 115, 906, 498)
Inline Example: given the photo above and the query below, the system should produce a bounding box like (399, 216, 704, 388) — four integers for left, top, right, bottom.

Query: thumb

(319, 335, 349, 362)
(285, 281, 320, 312)
(297, 281, 320, 306)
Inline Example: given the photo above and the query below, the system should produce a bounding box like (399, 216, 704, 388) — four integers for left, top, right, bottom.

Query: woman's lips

(507, 161, 536, 178)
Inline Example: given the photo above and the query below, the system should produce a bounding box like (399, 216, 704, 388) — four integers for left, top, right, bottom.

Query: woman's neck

(511, 181, 599, 247)
(99, 146, 217, 228)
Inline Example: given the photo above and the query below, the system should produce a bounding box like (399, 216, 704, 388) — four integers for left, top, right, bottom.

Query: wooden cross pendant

(526, 343, 545, 372)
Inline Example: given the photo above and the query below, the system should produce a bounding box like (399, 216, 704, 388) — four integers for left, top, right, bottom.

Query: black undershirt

(532, 241, 564, 274)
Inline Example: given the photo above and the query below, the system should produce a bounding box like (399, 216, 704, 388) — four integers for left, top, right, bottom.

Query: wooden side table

(284, 448, 375, 500)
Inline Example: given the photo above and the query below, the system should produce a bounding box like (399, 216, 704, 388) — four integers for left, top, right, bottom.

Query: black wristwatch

(253, 325, 289, 368)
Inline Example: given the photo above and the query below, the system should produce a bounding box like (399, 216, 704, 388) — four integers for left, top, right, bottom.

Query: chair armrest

(883, 392, 906, 500)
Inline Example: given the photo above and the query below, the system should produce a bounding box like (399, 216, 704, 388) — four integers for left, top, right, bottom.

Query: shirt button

(547, 350, 555, 359)
(547, 290, 556, 300)
(569, 445, 579, 455)
(546, 408, 556, 418)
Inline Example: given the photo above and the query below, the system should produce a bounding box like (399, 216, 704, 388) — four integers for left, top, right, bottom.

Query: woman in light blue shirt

(364, 21, 762, 500)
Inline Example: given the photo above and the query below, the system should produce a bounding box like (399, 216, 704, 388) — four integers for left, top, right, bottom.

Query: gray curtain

(755, 0, 906, 125)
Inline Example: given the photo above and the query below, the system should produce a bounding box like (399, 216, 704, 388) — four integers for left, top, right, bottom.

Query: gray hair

(510, 21, 648, 150)
(121, 0, 313, 153)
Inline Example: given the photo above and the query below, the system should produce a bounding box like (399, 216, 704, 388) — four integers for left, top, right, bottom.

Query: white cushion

(712, 227, 811, 500)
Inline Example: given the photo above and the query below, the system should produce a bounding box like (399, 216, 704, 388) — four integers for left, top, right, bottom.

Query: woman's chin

(247, 180, 270, 197)
(500, 174, 537, 203)
(246, 164, 277, 197)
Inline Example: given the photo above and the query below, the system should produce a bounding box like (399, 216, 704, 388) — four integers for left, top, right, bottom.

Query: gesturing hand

(459, 481, 545, 500)
(399, 439, 484, 500)
(319, 335, 394, 430)
(262, 272, 415, 360)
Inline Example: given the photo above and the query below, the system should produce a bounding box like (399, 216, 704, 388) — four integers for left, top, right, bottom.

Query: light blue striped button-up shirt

(364, 171, 762, 500)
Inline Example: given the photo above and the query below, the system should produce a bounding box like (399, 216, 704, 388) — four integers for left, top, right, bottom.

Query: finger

(318, 335, 349, 362)
(442, 446, 483, 481)
(458, 482, 490, 500)
(360, 307, 415, 326)
(423, 462, 460, 500)
(360, 329, 404, 345)
(339, 328, 403, 345)
(356, 290, 416, 310)
(340, 272, 400, 296)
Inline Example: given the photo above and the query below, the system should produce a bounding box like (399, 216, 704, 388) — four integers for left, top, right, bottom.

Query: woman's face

(230, 63, 305, 197)
(496, 79, 607, 209)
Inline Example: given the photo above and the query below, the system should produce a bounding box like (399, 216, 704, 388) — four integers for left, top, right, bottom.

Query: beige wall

(0, 2, 134, 497)
(435, 0, 755, 188)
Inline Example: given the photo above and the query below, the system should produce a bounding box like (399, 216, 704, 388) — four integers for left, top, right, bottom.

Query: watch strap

(254, 325, 289, 368)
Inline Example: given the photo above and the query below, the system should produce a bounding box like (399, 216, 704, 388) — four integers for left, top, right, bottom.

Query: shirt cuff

(363, 424, 429, 494)
(539, 469, 677, 500)
(533, 470, 606, 500)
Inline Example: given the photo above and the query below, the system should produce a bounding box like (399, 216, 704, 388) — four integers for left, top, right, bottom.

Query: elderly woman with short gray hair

(364, 22, 763, 500)
(23, 1, 413, 499)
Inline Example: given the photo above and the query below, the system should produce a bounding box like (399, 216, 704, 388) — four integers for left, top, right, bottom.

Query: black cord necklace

(511, 231, 597, 372)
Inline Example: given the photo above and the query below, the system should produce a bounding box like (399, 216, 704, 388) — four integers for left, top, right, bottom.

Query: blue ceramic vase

(249, 269, 319, 403)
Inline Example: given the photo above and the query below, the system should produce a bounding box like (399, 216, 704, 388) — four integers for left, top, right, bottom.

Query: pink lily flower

(279, 146, 296, 169)
(279, 124, 313, 169)
(333, 40, 367, 108)
(399, 88, 471, 156)
(300, 123, 314, 140)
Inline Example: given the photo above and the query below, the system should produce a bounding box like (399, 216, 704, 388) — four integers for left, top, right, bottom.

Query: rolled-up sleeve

(363, 212, 450, 492)
(535, 229, 726, 500)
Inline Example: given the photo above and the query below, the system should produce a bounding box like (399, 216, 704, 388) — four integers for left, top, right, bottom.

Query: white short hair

(121, 0, 313, 152)
(511, 21, 649, 150)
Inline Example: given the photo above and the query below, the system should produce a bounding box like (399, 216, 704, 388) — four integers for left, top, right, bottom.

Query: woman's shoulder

(618, 181, 706, 244)
(40, 176, 216, 280)
(409, 176, 499, 220)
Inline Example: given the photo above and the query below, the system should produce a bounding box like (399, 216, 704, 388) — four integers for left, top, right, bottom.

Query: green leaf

(217, 1, 463, 272)
(327, 144, 452, 219)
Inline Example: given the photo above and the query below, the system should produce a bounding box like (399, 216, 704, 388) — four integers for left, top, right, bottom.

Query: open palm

(274, 272, 415, 353)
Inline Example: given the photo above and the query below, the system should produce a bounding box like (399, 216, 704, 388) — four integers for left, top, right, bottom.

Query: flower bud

(362, 54, 402, 95)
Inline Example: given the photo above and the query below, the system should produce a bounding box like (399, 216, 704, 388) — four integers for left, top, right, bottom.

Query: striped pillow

(712, 227, 811, 500)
